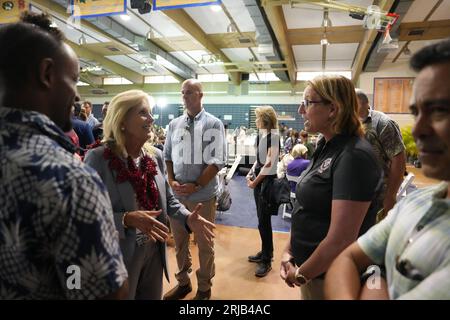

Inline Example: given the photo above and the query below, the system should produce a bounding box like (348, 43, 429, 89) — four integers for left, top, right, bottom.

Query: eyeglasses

(395, 257, 424, 281)
(300, 100, 328, 108)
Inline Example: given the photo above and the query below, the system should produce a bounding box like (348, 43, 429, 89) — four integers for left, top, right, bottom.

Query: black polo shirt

(290, 134, 382, 267)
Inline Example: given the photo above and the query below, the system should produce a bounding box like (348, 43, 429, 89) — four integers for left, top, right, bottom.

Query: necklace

(103, 147, 159, 210)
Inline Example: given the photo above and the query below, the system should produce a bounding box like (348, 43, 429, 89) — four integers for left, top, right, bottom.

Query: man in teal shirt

(324, 38, 450, 300)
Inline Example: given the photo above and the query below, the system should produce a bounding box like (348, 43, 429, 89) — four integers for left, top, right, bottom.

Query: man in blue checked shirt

(163, 79, 226, 301)
(324, 38, 450, 300)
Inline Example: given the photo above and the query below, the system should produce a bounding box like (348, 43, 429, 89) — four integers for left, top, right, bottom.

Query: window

(144, 75, 179, 83)
(249, 72, 280, 82)
(197, 74, 228, 82)
(296, 71, 352, 81)
(103, 77, 133, 85)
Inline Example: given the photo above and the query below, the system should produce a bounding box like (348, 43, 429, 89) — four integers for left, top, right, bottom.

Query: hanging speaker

(130, 0, 152, 14)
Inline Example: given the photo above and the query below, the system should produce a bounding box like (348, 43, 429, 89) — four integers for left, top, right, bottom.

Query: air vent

(91, 89, 108, 95)
(106, 46, 121, 52)
(238, 37, 252, 44)
(408, 29, 425, 36)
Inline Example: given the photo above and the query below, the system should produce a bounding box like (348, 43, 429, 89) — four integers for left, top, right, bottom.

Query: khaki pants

(300, 278, 324, 300)
(170, 197, 216, 292)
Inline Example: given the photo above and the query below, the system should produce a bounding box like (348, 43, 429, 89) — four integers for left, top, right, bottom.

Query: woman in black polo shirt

(246, 106, 280, 278)
(280, 75, 381, 299)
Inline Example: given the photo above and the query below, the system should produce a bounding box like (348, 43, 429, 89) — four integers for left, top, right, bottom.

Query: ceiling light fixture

(227, 23, 237, 33)
(83, 65, 102, 72)
(321, 8, 332, 28)
(403, 45, 411, 56)
(210, 5, 221, 12)
(78, 34, 86, 45)
(146, 28, 155, 40)
(320, 33, 330, 46)
(141, 62, 155, 72)
(198, 54, 222, 67)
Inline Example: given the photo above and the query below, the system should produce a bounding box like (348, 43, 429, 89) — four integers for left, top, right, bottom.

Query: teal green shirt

(358, 182, 450, 299)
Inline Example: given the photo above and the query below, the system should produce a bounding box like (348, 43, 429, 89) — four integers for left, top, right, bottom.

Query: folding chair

(216, 168, 228, 220)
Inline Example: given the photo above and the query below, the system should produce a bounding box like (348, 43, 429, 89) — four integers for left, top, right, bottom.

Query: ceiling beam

(262, 4, 297, 85)
(77, 81, 307, 97)
(163, 9, 241, 85)
(31, 0, 132, 46)
(393, 1, 446, 64)
(31, 0, 191, 83)
(31, 0, 145, 83)
(208, 32, 257, 49)
(67, 42, 144, 84)
(288, 25, 365, 45)
(351, 0, 396, 84)
(79, 73, 103, 87)
(398, 20, 450, 41)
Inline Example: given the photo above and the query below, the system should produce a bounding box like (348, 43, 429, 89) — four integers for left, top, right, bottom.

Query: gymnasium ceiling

(28, 0, 450, 90)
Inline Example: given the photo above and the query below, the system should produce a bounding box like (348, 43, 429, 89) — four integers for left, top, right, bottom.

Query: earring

(121, 127, 125, 131)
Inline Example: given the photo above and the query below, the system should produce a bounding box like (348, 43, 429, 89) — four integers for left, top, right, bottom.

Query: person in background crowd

(246, 106, 280, 278)
(91, 101, 109, 142)
(85, 89, 215, 300)
(0, 11, 128, 299)
(355, 89, 406, 219)
(284, 130, 300, 154)
(72, 101, 95, 152)
(163, 79, 226, 301)
(79, 105, 88, 121)
(324, 38, 450, 300)
(299, 130, 315, 159)
(82, 100, 100, 128)
(280, 123, 288, 140)
(286, 144, 310, 192)
(277, 145, 294, 179)
(280, 75, 381, 300)
(101, 101, 109, 121)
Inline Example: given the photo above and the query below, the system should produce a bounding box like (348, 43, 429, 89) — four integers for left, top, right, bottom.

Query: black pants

(253, 182, 273, 263)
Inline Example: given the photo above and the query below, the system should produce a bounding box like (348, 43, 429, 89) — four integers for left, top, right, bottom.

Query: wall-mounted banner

(0, 0, 30, 24)
(71, 0, 126, 18)
(153, 0, 221, 11)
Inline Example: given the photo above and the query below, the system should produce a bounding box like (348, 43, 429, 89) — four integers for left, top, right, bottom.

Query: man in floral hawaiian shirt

(0, 12, 128, 299)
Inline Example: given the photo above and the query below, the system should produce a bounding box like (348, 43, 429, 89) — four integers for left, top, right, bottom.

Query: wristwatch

(294, 268, 310, 286)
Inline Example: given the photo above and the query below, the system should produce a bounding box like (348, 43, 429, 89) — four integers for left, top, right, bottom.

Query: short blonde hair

(308, 75, 364, 137)
(255, 106, 279, 130)
(291, 144, 308, 158)
(102, 89, 155, 157)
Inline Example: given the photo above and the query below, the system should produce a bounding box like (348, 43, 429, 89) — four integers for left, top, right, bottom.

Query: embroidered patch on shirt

(318, 158, 332, 173)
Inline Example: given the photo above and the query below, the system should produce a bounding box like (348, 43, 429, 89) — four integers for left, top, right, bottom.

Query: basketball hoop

(363, 5, 399, 32)
(382, 28, 393, 45)
(378, 27, 399, 53)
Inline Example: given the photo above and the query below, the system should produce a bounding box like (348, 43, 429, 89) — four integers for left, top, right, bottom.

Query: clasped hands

(246, 175, 257, 189)
(123, 203, 215, 244)
(280, 252, 299, 288)
(171, 180, 199, 196)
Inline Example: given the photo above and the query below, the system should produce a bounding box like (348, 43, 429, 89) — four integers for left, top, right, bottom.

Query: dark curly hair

(0, 11, 66, 88)
(410, 37, 450, 72)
